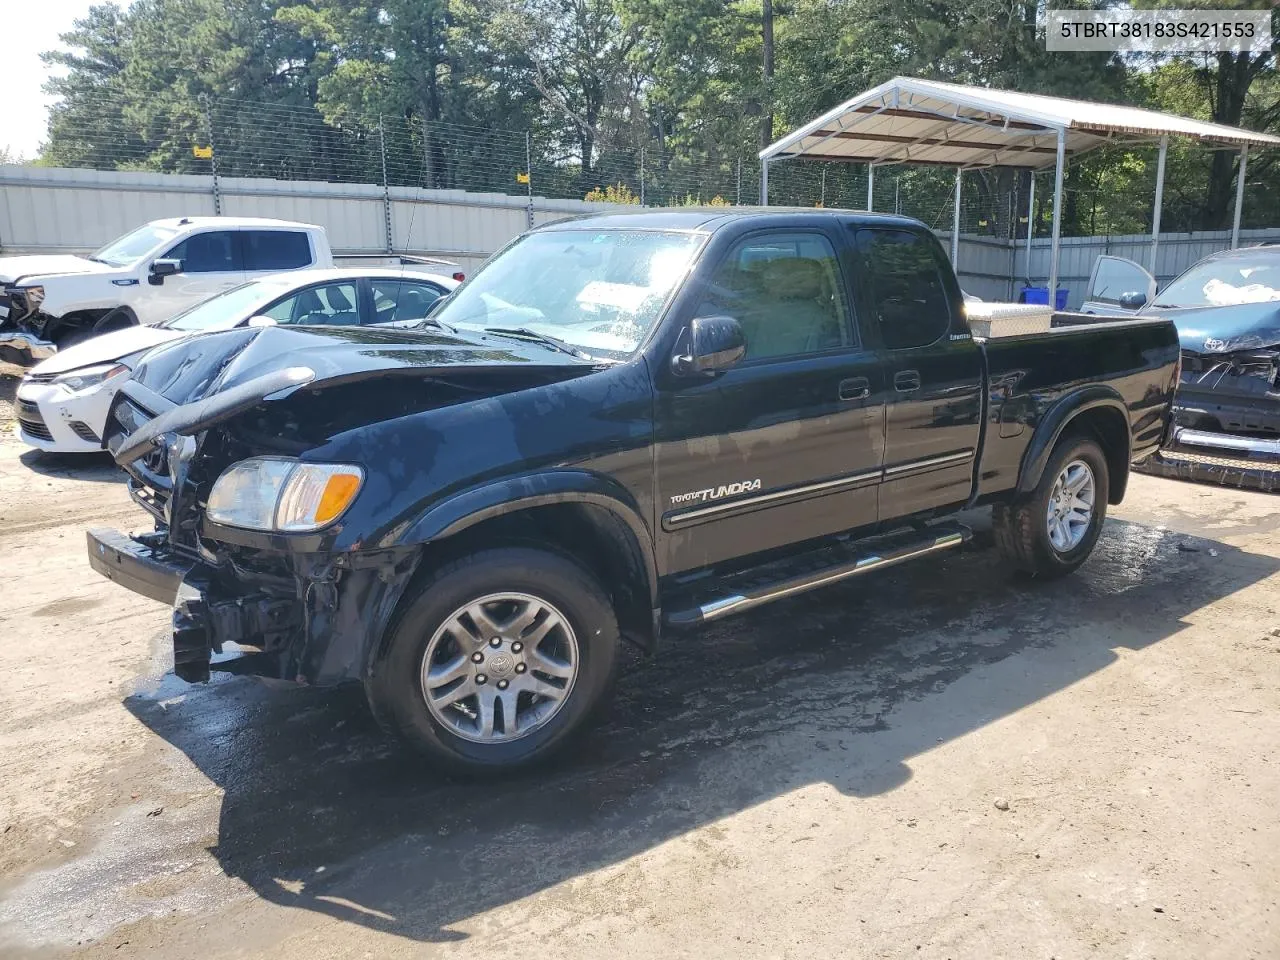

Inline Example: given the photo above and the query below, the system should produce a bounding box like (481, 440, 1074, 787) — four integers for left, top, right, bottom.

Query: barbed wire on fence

(33, 91, 1278, 237)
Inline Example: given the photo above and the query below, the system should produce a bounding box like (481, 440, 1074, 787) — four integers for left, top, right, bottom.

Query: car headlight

(53, 363, 129, 392)
(206, 457, 364, 532)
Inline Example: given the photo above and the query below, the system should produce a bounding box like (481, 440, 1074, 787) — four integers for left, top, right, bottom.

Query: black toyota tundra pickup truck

(87, 210, 1180, 773)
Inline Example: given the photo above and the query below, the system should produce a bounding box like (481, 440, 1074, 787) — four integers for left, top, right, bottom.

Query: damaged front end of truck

(88, 323, 602, 684)
(1140, 303, 1280, 492)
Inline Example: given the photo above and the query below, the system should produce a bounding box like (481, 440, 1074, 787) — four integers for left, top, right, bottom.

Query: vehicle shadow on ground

(18, 449, 122, 482)
(125, 513, 1279, 944)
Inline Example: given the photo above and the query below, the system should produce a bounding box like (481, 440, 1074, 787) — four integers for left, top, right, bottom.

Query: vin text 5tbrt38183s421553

(86, 209, 1180, 774)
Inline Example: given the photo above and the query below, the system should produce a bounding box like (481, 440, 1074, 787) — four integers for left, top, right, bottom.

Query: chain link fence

(31, 92, 1028, 230)
(33, 91, 1278, 239)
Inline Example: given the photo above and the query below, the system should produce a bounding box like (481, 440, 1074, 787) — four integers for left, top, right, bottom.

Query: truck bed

(973, 314, 1180, 502)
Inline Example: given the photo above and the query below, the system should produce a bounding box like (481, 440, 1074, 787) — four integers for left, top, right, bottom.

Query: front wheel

(993, 434, 1110, 578)
(366, 546, 621, 775)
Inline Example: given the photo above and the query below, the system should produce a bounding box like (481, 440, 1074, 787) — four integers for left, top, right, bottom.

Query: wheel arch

(388, 471, 659, 652)
(92, 305, 140, 334)
(1017, 387, 1131, 505)
(44, 308, 114, 343)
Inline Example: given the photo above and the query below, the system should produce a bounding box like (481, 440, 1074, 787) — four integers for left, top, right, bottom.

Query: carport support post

(760, 158, 769, 206)
(1048, 128, 1066, 308)
(866, 163, 875, 211)
(1149, 136, 1168, 272)
(950, 166, 961, 268)
(1231, 144, 1249, 249)
(1024, 170, 1036, 282)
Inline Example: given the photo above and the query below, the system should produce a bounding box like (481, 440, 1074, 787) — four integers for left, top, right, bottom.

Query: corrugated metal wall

(0, 166, 621, 276)
(1020, 228, 1280, 307)
(3, 165, 1277, 304)
(938, 233, 1019, 302)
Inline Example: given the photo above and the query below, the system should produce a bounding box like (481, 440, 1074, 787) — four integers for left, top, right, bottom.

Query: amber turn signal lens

(315, 473, 362, 525)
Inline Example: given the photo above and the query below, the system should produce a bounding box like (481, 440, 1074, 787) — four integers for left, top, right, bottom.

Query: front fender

(1016, 386, 1130, 497)
(39, 275, 132, 324)
(389, 468, 659, 603)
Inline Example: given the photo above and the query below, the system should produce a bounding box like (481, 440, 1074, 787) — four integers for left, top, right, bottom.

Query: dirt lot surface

(1, 392, 1278, 959)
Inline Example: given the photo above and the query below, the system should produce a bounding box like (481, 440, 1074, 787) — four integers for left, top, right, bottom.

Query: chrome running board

(664, 523, 971, 627)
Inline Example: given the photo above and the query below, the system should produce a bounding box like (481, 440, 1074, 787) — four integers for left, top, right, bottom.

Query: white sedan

(15, 267, 459, 453)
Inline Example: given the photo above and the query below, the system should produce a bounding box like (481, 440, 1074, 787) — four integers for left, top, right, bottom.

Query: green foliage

(584, 182, 640, 204)
(37, 0, 1280, 232)
(671, 193, 730, 207)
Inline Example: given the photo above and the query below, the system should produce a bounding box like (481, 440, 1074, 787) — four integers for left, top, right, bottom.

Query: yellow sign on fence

(192, 145, 213, 159)
(515, 172, 530, 184)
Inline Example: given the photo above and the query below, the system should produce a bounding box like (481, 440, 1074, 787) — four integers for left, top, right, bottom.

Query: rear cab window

(241, 231, 314, 271)
(856, 229, 953, 350)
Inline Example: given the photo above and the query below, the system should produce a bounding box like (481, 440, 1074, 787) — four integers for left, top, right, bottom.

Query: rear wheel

(993, 434, 1110, 578)
(367, 547, 621, 775)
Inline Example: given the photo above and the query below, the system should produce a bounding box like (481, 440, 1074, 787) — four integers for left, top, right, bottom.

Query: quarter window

(857, 229, 952, 350)
(370, 279, 448, 324)
(693, 231, 852, 361)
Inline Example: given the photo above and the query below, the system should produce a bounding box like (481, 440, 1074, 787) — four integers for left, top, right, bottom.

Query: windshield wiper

(482, 326, 591, 359)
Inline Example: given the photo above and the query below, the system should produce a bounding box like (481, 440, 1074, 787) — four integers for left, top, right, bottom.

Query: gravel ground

(0, 430, 1278, 960)
(1, 372, 18, 435)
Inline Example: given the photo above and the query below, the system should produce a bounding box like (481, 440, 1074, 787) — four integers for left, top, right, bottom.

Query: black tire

(993, 433, 1110, 579)
(366, 546, 621, 775)
(91, 307, 137, 335)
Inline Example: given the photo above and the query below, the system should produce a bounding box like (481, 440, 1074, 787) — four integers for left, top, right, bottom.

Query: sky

(2, 0, 98, 160)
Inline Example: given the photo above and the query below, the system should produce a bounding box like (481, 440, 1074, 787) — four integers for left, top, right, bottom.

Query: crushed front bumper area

(1138, 426, 1280, 493)
(87, 527, 301, 682)
(86, 527, 421, 685)
(88, 527, 189, 604)
(1142, 352, 1280, 491)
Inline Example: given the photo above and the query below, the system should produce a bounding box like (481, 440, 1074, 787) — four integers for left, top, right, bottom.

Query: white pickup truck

(0, 217, 334, 365)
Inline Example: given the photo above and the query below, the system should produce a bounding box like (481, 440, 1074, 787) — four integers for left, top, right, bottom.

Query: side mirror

(148, 259, 183, 286)
(246, 315, 278, 328)
(671, 315, 746, 377)
(1118, 291, 1148, 310)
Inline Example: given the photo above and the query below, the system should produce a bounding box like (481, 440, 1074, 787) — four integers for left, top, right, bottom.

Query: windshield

(1153, 254, 1280, 308)
(162, 279, 296, 331)
(90, 225, 180, 267)
(433, 229, 704, 358)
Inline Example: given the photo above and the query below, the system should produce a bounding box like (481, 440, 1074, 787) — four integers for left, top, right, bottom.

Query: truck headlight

(206, 457, 364, 532)
(53, 363, 128, 392)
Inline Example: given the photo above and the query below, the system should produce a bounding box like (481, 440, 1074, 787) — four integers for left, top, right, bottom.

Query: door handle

(838, 376, 870, 401)
(894, 370, 921, 393)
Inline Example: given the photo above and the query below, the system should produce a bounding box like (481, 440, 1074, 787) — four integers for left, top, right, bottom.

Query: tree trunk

(1063, 162, 1081, 235)
(1203, 52, 1256, 229)
(421, 11, 443, 190)
(761, 0, 774, 149)
(977, 168, 1017, 239)
(580, 127, 596, 192)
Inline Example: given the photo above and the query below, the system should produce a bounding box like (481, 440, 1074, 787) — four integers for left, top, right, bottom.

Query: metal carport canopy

(758, 76, 1280, 301)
